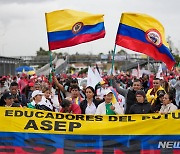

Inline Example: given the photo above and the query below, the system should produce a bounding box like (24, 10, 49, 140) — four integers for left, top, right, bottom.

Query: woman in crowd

(27, 90, 43, 109)
(159, 93, 178, 114)
(42, 87, 57, 111)
(80, 86, 101, 114)
(27, 90, 52, 111)
(129, 90, 152, 114)
(0, 91, 21, 107)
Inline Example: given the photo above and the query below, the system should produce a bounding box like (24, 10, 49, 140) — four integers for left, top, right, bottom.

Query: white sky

(0, 0, 180, 57)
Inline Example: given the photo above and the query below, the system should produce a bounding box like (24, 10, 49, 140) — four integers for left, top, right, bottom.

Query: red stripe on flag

(116, 35, 175, 70)
(49, 30, 105, 50)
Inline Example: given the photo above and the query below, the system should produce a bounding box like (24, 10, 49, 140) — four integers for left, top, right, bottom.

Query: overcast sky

(0, 0, 179, 57)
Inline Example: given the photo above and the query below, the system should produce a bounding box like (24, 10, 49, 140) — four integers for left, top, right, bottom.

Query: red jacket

(60, 103, 81, 114)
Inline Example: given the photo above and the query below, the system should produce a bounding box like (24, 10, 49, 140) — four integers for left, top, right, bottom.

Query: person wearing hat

(95, 89, 124, 115)
(27, 90, 52, 111)
(0, 91, 21, 107)
(151, 90, 166, 113)
(96, 80, 108, 101)
(129, 90, 152, 114)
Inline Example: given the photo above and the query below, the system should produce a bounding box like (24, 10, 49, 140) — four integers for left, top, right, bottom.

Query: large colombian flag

(116, 13, 175, 70)
(45, 9, 105, 50)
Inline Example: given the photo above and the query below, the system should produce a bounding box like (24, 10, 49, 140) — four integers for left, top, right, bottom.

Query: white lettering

(158, 141, 180, 149)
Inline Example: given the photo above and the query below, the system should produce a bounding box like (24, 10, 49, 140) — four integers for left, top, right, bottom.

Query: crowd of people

(0, 70, 179, 115)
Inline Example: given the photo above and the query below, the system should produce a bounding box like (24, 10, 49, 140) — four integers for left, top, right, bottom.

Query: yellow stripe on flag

(120, 13, 169, 48)
(45, 9, 104, 32)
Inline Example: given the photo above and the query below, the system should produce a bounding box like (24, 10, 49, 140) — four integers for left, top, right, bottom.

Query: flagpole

(49, 50, 53, 83)
(110, 44, 116, 86)
(45, 13, 53, 83)
(111, 44, 116, 75)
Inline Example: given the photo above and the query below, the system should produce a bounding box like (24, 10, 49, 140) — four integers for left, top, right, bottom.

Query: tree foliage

(173, 53, 180, 66)
(36, 47, 49, 56)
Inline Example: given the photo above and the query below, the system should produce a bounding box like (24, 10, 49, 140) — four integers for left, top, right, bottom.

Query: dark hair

(135, 90, 146, 98)
(166, 93, 174, 102)
(70, 85, 80, 91)
(157, 90, 166, 97)
(10, 82, 18, 87)
(85, 86, 95, 94)
(61, 99, 71, 108)
(71, 78, 78, 84)
(153, 77, 161, 81)
(133, 79, 141, 83)
(42, 87, 50, 93)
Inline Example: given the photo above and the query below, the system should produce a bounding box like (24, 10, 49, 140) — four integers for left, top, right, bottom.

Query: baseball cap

(100, 80, 106, 85)
(104, 89, 113, 95)
(31, 90, 43, 98)
(3, 91, 13, 99)
(157, 90, 165, 97)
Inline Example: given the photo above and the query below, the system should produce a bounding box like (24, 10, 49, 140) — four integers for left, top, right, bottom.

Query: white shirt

(40, 96, 53, 110)
(85, 102, 97, 114)
(159, 103, 177, 114)
(95, 102, 124, 115)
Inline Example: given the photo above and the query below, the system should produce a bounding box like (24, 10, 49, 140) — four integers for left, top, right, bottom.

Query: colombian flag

(116, 13, 175, 70)
(45, 9, 105, 50)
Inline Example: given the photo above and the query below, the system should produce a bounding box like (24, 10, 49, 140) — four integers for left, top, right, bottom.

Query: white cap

(104, 88, 113, 95)
(32, 90, 43, 98)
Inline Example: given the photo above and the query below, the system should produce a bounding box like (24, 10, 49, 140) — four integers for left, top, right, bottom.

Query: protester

(129, 90, 152, 114)
(146, 78, 165, 105)
(60, 98, 81, 114)
(9, 82, 27, 107)
(42, 87, 56, 111)
(69, 85, 84, 105)
(141, 74, 149, 93)
(18, 73, 28, 94)
(0, 91, 21, 107)
(151, 90, 166, 113)
(0, 76, 9, 96)
(96, 80, 107, 101)
(95, 88, 124, 115)
(172, 76, 180, 108)
(27, 90, 52, 111)
(159, 93, 178, 114)
(111, 76, 142, 114)
(80, 86, 101, 114)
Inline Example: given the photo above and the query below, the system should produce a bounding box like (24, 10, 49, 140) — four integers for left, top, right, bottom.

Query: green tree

(36, 47, 49, 56)
(173, 53, 180, 66)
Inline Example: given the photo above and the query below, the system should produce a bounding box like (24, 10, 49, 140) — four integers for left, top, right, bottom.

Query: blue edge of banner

(0, 132, 180, 153)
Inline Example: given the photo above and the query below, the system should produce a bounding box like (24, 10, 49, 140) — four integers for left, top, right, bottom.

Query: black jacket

(80, 99, 101, 114)
(129, 101, 152, 114)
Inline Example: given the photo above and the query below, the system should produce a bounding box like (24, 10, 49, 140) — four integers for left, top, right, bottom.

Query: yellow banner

(0, 107, 180, 135)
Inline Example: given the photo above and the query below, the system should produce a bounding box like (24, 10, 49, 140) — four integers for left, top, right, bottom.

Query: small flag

(45, 9, 105, 50)
(115, 13, 175, 70)
(87, 66, 100, 89)
(156, 63, 163, 79)
(137, 63, 142, 79)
